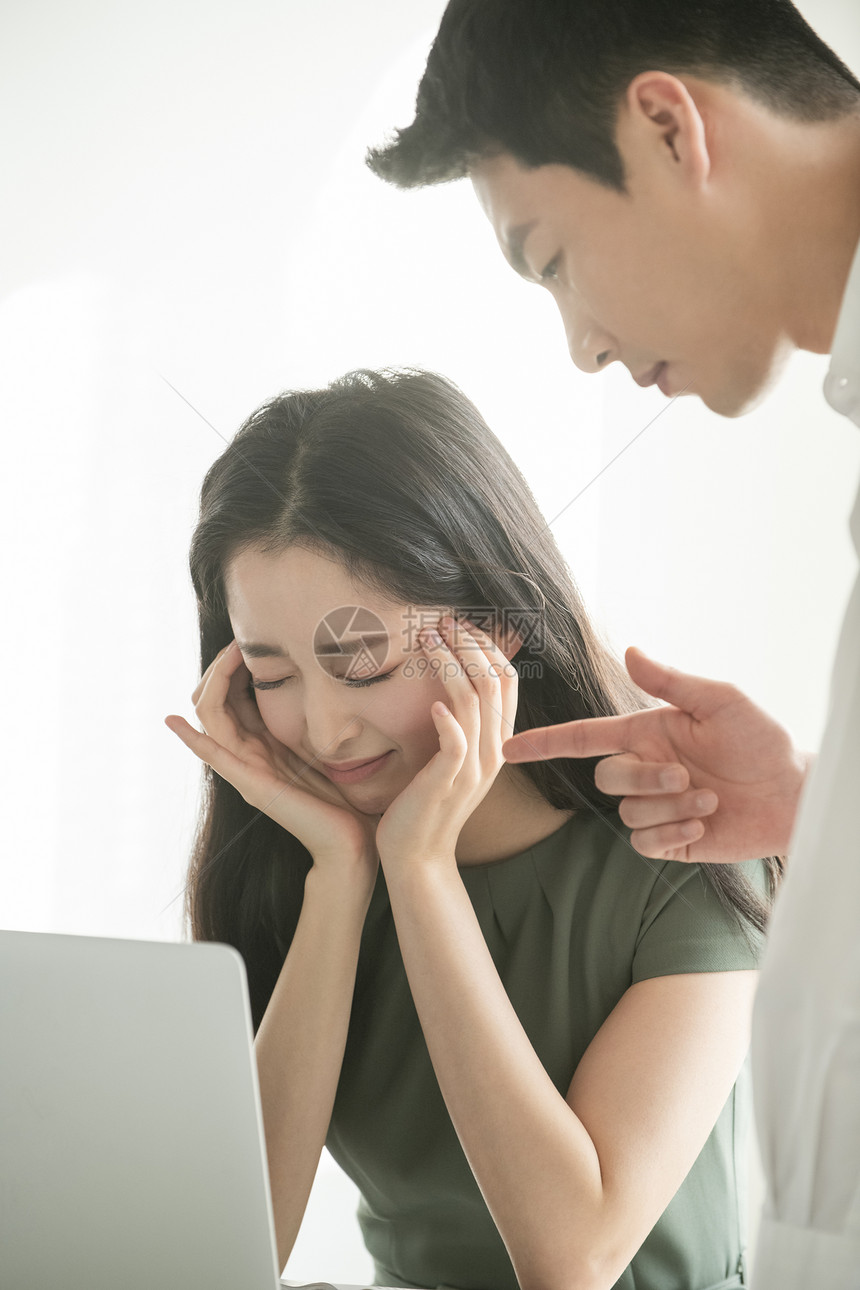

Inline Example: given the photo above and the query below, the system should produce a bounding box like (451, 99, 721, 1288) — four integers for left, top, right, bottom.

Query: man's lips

(634, 361, 668, 389)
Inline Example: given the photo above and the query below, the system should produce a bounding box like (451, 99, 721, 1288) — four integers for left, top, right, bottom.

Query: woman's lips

(320, 751, 393, 784)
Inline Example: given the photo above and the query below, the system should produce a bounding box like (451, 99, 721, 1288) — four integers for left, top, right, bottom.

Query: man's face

(471, 151, 788, 417)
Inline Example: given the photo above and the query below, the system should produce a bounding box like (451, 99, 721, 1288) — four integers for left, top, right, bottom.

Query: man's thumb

(624, 646, 715, 716)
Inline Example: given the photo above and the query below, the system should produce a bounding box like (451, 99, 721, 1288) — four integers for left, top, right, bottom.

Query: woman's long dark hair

(184, 368, 781, 1030)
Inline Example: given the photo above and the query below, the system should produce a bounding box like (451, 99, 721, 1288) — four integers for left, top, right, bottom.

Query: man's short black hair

(367, 0, 860, 192)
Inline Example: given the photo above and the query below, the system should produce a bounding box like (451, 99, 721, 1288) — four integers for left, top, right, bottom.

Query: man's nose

(558, 297, 617, 374)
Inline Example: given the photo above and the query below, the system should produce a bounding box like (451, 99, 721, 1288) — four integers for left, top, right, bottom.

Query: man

(367, 1, 860, 1286)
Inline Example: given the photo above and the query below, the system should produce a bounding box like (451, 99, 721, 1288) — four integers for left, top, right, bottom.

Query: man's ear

(618, 71, 711, 189)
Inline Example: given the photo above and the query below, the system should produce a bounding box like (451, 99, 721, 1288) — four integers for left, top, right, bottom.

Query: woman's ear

(618, 71, 711, 190)
(495, 625, 523, 663)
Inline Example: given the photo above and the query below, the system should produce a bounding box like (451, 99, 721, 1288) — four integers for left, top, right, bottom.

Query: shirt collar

(824, 228, 860, 424)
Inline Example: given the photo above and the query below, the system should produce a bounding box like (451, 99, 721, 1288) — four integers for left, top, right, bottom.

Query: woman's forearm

(385, 854, 758, 1290)
(254, 864, 372, 1273)
(384, 862, 607, 1290)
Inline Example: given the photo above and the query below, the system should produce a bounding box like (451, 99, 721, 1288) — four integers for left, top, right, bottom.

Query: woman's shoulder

(460, 807, 659, 892)
(460, 809, 770, 974)
(512, 808, 769, 908)
(457, 807, 663, 928)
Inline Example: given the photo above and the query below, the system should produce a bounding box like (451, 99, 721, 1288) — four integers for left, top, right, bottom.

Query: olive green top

(326, 810, 767, 1290)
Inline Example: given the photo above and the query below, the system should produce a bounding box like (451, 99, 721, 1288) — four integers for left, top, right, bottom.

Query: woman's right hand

(165, 640, 378, 888)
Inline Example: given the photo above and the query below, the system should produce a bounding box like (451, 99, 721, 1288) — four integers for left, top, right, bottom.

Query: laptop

(0, 929, 376, 1290)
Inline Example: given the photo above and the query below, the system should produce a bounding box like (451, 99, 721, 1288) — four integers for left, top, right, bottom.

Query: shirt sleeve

(631, 857, 770, 984)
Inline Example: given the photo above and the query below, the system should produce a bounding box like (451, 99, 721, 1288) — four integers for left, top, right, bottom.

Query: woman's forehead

(225, 544, 449, 647)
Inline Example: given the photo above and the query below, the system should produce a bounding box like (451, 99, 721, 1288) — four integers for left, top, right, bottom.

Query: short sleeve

(631, 857, 770, 984)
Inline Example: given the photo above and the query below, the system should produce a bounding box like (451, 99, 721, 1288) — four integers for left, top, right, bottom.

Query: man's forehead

(469, 152, 526, 219)
(469, 155, 545, 272)
(506, 221, 545, 278)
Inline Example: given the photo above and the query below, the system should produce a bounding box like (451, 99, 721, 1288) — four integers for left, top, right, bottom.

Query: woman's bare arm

(385, 860, 757, 1290)
(166, 642, 380, 1274)
(255, 861, 374, 1274)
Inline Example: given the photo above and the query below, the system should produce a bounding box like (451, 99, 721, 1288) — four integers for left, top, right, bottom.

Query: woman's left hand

(375, 616, 519, 870)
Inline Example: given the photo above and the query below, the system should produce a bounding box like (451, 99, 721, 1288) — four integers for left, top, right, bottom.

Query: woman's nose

(303, 683, 365, 759)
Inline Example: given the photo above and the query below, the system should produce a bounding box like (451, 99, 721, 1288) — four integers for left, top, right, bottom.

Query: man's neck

(691, 75, 860, 357)
(760, 107, 860, 354)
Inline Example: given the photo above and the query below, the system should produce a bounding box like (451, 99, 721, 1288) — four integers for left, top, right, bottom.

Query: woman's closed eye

(249, 668, 398, 692)
(249, 675, 296, 691)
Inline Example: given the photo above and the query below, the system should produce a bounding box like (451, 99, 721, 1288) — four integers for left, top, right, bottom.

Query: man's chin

(700, 386, 764, 418)
(699, 348, 792, 418)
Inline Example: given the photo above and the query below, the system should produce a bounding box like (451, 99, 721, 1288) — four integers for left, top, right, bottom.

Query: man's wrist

(796, 749, 816, 787)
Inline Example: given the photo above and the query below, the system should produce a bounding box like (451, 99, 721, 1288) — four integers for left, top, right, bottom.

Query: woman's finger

(164, 713, 264, 804)
(227, 656, 270, 737)
(191, 640, 235, 706)
(421, 624, 478, 727)
(440, 618, 491, 747)
(456, 618, 517, 766)
(193, 641, 251, 748)
(618, 787, 718, 831)
(193, 641, 243, 714)
(424, 700, 468, 788)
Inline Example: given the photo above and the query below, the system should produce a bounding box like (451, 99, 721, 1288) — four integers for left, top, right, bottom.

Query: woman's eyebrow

(237, 632, 390, 659)
(315, 633, 389, 656)
(236, 640, 291, 659)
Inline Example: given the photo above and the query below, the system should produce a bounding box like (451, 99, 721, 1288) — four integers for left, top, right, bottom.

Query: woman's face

(224, 544, 460, 816)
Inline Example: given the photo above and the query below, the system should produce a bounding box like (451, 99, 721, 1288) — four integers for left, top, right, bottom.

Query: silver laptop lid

(0, 930, 280, 1290)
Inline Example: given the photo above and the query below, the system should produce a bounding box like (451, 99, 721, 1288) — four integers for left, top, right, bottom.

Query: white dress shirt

(751, 232, 860, 1288)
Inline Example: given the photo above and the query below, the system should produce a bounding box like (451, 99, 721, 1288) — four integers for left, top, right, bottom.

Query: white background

(1, 1, 858, 1282)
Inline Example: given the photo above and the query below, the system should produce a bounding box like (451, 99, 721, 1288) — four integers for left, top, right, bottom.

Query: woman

(167, 367, 778, 1290)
